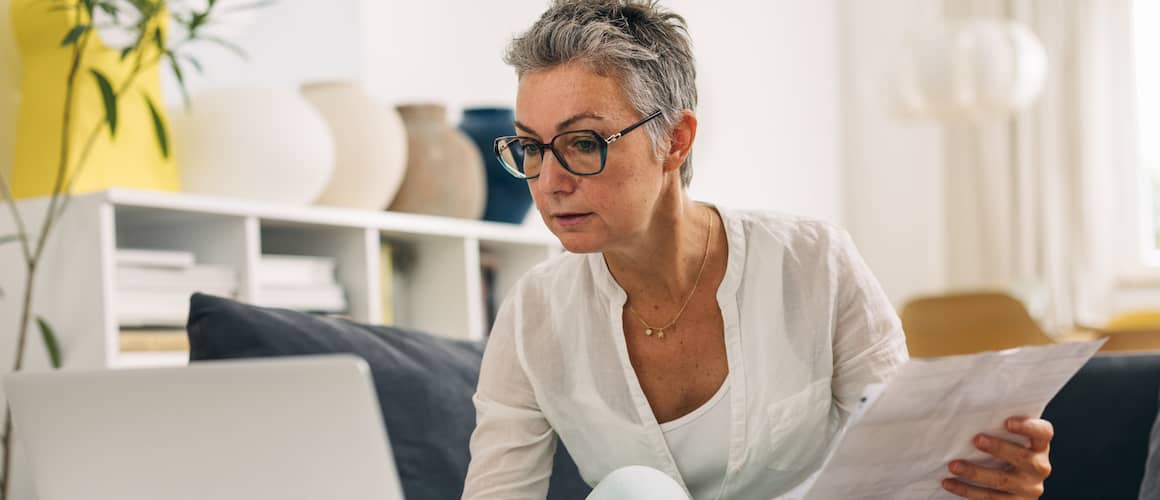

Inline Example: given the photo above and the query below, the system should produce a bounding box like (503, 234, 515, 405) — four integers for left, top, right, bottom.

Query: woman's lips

(554, 213, 593, 228)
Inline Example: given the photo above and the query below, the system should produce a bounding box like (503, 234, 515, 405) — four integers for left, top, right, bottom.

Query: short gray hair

(505, 0, 698, 187)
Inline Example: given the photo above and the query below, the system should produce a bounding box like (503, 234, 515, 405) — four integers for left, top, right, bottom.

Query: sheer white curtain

(940, 0, 1140, 330)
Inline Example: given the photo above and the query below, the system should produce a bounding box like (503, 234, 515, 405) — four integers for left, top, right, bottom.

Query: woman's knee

(586, 466, 690, 500)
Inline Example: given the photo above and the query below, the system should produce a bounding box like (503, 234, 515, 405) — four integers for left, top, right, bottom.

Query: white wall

(365, 0, 845, 222)
(839, 0, 948, 306)
(160, 0, 366, 105)
(3, 0, 847, 227)
(665, 0, 844, 221)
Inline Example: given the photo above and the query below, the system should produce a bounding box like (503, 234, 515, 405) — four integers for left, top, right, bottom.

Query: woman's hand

(942, 417, 1054, 499)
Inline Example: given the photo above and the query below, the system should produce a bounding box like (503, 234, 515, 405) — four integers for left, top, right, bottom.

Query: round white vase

(302, 81, 408, 210)
(172, 87, 335, 205)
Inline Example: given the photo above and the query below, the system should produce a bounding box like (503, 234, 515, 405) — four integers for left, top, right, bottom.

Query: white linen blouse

(462, 207, 910, 500)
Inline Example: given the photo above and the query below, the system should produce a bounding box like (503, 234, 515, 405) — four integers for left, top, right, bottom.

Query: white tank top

(660, 377, 731, 500)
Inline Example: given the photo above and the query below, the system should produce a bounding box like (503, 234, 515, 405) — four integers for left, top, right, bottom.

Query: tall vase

(8, 0, 179, 199)
(171, 87, 335, 205)
(459, 107, 532, 224)
(0, 0, 19, 180)
(302, 82, 408, 211)
(389, 104, 485, 219)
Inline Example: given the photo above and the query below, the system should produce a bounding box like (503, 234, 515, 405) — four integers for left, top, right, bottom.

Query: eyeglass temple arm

(604, 110, 664, 144)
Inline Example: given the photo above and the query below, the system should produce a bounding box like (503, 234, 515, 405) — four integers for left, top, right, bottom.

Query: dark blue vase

(459, 107, 533, 224)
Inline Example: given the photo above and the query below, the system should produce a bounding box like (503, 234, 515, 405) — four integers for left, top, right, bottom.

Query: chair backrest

(1107, 310, 1160, 330)
(1098, 329, 1160, 353)
(900, 291, 1056, 358)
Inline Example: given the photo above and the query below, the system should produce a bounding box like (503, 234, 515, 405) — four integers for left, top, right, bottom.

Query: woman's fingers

(948, 461, 1045, 497)
(942, 478, 1017, 499)
(944, 417, 1054, 498)
(974, 433, 1053, 479)
(1006, 417, 1054, 453)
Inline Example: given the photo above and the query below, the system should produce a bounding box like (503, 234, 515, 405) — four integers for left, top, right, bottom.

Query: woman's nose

(536, 150, 576, 195)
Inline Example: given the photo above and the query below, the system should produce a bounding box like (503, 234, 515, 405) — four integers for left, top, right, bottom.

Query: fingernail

(949, 462, 964, 474)
(1008, 419, 1022, 431)
(976, 435, 991, 447)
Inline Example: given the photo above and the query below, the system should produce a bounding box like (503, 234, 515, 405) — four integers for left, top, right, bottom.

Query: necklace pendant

(645, 328, 654, 336)
(657, 329, 665, 339)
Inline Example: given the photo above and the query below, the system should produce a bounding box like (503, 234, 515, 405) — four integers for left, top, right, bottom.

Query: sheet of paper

(792, 339, 1105, 500)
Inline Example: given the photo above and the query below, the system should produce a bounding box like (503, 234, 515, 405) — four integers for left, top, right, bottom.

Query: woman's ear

(662, 110, 697, 174)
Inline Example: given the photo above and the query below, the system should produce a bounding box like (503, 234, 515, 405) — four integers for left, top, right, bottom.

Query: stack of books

(117, 248, 238, 353)
(255, 254, 348, 314)
(116, 249, 238, 328)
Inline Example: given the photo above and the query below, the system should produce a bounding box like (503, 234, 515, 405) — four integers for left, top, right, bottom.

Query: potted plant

(0, 1, 259, 496)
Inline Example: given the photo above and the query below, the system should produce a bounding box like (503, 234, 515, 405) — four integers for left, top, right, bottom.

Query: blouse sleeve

(462, 289, 558, 500)
(829, 228, 910, 415)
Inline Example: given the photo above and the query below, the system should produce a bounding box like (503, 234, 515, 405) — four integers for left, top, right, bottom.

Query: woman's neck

(602, 187, 714, 304)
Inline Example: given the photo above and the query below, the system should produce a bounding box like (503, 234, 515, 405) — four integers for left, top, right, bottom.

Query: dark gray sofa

(186, 294, 1160, 500)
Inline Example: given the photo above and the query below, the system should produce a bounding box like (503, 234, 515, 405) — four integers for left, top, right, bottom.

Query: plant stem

(0, 171, 31, 263)
(1, 3, 89, 497)
(53, 28, 156, 222)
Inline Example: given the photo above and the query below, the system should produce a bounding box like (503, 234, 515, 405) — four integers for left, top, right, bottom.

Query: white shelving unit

(0, 189, 558, 372)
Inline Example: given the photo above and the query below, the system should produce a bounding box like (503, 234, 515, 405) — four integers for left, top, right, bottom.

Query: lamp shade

(897, 19, 1048, 121)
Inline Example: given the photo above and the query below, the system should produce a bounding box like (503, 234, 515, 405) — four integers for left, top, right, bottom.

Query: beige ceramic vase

(302, 81, 408, 211)
(389, 104, 486, 219)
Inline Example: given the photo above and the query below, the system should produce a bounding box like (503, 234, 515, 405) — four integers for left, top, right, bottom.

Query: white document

(793, 339, 1105, 500)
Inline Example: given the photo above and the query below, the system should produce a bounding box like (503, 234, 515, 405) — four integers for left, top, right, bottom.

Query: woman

(464, 1, 1054, 499)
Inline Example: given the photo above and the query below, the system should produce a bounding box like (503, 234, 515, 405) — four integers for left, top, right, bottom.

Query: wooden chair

(1082, 310, 1160, 353)
(900, 291, 1057, 358)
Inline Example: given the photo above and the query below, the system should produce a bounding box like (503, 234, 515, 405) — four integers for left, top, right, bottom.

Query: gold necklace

(627, 210, 713, 339)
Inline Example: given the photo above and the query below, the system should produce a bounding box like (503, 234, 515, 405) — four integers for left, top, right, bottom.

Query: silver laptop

(4, 355, 405, 500)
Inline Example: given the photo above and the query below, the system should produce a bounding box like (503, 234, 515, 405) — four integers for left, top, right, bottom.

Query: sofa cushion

(1139, 391, 1160, 500)
(1041, 353, 1160, 500)
(186, 293, 590, 500)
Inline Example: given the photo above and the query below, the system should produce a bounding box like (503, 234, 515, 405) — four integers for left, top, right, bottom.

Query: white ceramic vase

(302, 82, 408, 210)
(172, 87, 336, 205)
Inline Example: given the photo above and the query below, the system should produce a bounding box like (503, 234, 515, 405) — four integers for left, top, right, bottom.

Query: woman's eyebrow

(513, 112, 607, 138)
(556, 112, 605, 131)
(513, 120, 539, 138)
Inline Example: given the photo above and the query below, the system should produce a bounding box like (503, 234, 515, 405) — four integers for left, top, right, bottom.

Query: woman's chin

(554, 232, 605, 254)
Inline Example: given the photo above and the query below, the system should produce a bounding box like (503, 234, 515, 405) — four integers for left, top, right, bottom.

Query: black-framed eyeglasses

(492, 110, 664, 180)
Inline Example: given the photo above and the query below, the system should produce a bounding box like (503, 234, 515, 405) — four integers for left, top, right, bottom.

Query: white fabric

(462, 207, 910, 500)
(660, 377, 731, 500)
(941, 0, 1140, 328)
(585, 466, 689, 500)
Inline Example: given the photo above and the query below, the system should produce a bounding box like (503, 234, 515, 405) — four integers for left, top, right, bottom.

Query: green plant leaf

(143, 93, 170, 159)
(165, 52, 190, 108)
(98, 2, 120, 23)
(59, 24, 90, 47)
(81, 0, 94, 15)
(90, 69, 118, 136)
(183, 55, 204, 74)
(190, 11, 209, 33)
(202, 35, 248, 60)
(120, 45, 134, 61)
(36, 317, 63, 369)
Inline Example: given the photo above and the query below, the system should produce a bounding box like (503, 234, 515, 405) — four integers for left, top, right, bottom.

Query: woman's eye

(573, 140, 599, 153)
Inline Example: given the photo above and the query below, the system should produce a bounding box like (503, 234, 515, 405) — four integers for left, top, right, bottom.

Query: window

(1135, 0, 1160, 264)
